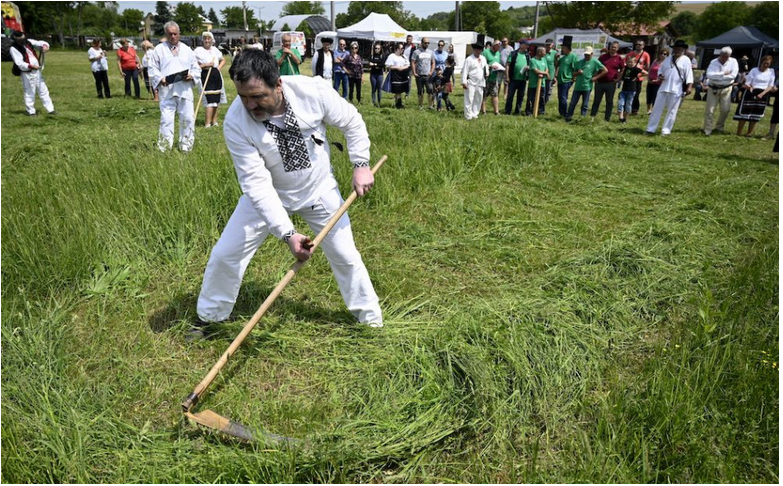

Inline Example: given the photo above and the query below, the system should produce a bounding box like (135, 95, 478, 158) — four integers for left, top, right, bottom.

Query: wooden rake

(182, 155, 388, 442)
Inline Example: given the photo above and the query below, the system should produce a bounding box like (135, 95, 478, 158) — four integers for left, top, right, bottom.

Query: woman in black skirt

(194, 32, 226, 127)
(733, 55, 776, 138)
(384, 43, 411, 109)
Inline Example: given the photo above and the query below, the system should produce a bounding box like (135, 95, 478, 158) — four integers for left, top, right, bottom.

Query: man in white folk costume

(147, 21, 200, 152)
(190, 49, 382, 339)
(462, 42, 489, 120)
(9, 31, 55, 116)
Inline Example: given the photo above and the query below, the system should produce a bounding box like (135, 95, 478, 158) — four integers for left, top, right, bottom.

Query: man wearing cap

(9, 31, 55, 115)
(504, 40, 529, 115)
(646, 40, 693, 136)
(702, 46, 739, 136)
(565, 46, 606, 122)
(555, 40, 578, 118)
(311, 37, 334, 82)
(462, 42, 489, 120)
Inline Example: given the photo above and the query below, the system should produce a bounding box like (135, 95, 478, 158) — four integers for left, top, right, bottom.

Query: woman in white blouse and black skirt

(733, 55, 776, 138)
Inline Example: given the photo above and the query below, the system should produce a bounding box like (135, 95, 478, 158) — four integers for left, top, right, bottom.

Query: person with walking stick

(190, 49, 382, 340)
(275, 33, 301, 76)
(194, 31, 227, 127)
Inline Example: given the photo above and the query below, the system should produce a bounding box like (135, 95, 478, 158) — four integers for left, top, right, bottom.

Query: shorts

(484, 78, 501, 97)
(416, 75, 434, 95)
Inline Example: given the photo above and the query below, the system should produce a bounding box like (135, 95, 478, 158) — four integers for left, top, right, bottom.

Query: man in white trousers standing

(9, 31, 55, 116)
(148, 21, 200, 152)
(191, 49, 382, 339)
(462, 42, 488, 120)
(702, 46, 739, 136)
(646, 39, 693, 136)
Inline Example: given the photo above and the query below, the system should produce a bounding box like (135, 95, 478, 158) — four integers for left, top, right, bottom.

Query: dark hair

(229, 49, 280, 87)
(11, 31, 24, 39)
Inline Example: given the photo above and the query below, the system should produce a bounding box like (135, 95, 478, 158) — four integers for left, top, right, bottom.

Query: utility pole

(330, 1, 335, 31)
(533, 1, 541, 39)
(242, 0, 248, 33)
(455, 1, 460, 31)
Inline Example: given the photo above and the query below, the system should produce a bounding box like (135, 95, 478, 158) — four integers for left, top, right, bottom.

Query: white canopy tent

(409, 31, 482, 74)
(336, 12, 409, 42)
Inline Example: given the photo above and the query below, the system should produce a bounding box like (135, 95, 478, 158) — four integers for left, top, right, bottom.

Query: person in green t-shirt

(555, 43, 579, 118)
(525, 47, 549, 116)
(543, 39, 558, 105)
(566, 46, 607, 122)
(504, 40, 530, 115)
(275, 33, 301, 75)
(482, 41, 503, 115)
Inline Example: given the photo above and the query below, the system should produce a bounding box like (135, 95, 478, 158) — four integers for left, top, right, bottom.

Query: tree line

(13, 1, 777, 49)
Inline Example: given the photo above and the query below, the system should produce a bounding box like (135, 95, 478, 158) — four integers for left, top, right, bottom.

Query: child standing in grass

(617, 56, 646, 123)
(432, 68, 445, 111)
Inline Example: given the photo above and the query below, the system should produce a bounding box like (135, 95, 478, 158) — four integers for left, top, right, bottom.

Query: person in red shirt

(117, 38, 141, 98)
(590, 41, 624, 121)
(626, 39, 651, 115)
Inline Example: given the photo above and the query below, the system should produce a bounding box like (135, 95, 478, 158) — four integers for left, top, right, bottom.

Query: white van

(271, 31, 306, 58)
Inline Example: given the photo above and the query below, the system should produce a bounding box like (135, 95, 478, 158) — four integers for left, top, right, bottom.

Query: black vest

(315, 49, 331, 77)
(10, 41, 38, 75)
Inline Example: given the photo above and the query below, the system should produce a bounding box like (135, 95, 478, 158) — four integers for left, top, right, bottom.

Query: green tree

(153, 1, 171, 36)
(458, 2, 511, 40)
(748, 2, 778, 39)
(419, 11, 450, 31)
(281, 2, 325, 17)
(208, 7, 220, 28)
(670, 11, 697, 38)
(121, 8, 144, 35)
(547, 1, 674, 32)
(695, 2, 751, 41)
(221, 6, 257, 30)
(174, 2, 202, 34)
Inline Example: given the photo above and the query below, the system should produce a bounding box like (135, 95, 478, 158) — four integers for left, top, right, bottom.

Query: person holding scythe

(275, 32, 301, 75)
(191, 49, 382, 339)
(9, 31, 55, 115)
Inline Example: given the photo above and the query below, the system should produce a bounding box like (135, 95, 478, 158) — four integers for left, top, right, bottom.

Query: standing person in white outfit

(702, 46, 739, 136)
(462, 42, 488, 120)
(646, 39, 693, 136)
(87, 39, 111, 99)
(147, 21, 200, 152)
(191, 49, 382, 339)
(194, 31, 227, 128)
(9, 31, 55, 116)
(311, 37, 334, 82)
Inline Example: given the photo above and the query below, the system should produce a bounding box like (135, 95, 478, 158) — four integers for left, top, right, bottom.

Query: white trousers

(646, 91, 682, 135)
(158, 97, 195, 152)
(703, 86, 732, 135)
(464, 84, 484, 120)
(197, 187, 382, 325)
(21, 71, 54, 115)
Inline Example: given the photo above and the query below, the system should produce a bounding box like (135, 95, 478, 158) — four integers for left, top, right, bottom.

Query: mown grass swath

(1, 51, 778, 483)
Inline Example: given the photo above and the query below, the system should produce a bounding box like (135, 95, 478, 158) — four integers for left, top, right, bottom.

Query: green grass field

(1, 50, 778, 483)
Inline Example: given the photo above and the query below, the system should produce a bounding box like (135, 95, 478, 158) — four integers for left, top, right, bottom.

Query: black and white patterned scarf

(262, 102, 312, 172)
